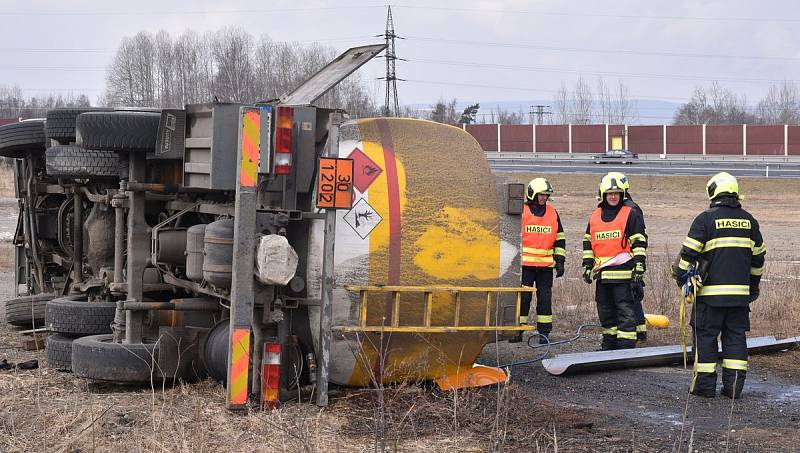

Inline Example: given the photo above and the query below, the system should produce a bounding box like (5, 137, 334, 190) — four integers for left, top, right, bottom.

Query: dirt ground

(1, 173, 799, 452)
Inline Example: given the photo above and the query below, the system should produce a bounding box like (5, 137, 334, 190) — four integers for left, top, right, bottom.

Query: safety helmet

(526, 177, 554, 202)
(606, 172, 630, 191)
(706, 172, 742, 200)
(598, 173, 626, 200)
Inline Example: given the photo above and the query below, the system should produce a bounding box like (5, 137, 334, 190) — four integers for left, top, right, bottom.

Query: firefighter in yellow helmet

(673, 172, 765, 398)
(606, 172, 649, 341)
(582, 173, 647, 350)
(511, 177, 566, 344)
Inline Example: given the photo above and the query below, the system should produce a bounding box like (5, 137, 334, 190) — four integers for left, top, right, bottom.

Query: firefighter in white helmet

(606, 172, 649, 341)
(582, 173, 647, 350)
(511, 177, 565, 344)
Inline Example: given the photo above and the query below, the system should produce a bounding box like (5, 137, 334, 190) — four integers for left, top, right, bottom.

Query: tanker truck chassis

(4, 43, 535, 410)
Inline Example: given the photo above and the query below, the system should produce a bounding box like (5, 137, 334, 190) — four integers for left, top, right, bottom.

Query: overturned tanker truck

(2, 44, 532, 408)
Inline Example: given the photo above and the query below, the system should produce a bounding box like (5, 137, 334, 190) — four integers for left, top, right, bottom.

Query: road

(488, 158, 800, 178)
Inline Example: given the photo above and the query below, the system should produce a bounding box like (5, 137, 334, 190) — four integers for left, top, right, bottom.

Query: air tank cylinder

(185, 224, 206, 282)
(202, 219, 235, 288)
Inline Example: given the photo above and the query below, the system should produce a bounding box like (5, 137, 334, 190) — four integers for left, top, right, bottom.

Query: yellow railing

(333, 286, 537, 333)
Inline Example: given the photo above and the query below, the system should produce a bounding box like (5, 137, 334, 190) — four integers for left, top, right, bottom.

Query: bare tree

(0, 85, 91, 118)
(756, 80, 800, 125)
(615, 80, 637, 124)
(554, 83, 569, 124)
(674, 82, 754, 125)
(572, 77, 593, 124)
(596, 77, 613, 123)
(428, 98, 459, 124)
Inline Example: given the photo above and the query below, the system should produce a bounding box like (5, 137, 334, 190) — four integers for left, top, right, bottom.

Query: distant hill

(404, 99, 683, 125)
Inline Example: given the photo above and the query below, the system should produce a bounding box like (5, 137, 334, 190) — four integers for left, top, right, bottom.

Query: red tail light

(261, 341, 281, 410)
(275, 107, 293, 175)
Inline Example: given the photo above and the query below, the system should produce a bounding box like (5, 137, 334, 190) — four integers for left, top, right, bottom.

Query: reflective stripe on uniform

(519, 315, 528, 325)
(698, 284, 750, 297)
(617, 330, 637, 340)
(522, 256, 555, 264)
(750, 266, 763, 276)
(636, 324, 647, 333)
(553, 247, 566, 256)
(678, 258, 692, 271)
(556, 232, 566, 241)
(695, 362, 717, 373)
(682, 236, 704, 252)
(602, 327, 618, 335)
(584, 233, 591, 241)
(629, 233, 646, 244)
(753, 243, 766, 255)
(703, 237, 753, 251)
(632, 247, 646, 257)
(601, 269, 633, 279)
(582, 250, 595, 259)
(537, 315, 553, 324)
(523, 246, 554, 255)
(722, 359, 748, 371)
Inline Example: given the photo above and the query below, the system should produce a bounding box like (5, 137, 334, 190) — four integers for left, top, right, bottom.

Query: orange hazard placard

(317, 158, 354, 209)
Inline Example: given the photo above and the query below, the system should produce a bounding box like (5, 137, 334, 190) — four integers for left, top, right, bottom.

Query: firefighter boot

(721, 369, 746, 399)
(690, 371, 717, 398)
(600, 333, 617, 351)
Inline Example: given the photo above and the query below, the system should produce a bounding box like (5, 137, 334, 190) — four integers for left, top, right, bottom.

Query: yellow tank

(309, 118, 517, 386)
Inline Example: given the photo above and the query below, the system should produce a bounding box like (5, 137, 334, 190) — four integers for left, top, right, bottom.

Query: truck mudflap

(308, 117, 520, 387)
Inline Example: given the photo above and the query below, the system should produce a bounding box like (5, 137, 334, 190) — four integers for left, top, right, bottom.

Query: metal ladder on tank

(333, 286, 537, 334)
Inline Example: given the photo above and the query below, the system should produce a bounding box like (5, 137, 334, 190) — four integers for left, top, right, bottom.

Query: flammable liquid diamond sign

(343, 198, 382, 239)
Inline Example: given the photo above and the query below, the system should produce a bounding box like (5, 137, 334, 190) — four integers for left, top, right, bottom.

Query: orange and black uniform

(675, 195, 765, 397)
(520, 201, 565, 335)
(583, 201, 647, 349)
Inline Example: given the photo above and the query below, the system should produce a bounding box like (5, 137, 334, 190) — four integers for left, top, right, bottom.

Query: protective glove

(749, 285, 760, 303)
(631, 262, 645, 283)
(582, 266, 593, 284)
(631, 281, 644, 301)
(671, 264, 687, 288)
(555, 261, 565, 278)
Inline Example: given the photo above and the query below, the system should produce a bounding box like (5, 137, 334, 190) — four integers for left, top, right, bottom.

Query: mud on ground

(1, 173, 799, 451)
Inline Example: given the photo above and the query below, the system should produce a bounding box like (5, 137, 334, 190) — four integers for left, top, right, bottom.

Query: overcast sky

(1, 0, 799, 122)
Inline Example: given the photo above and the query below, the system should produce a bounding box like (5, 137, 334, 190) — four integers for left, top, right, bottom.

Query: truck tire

(45, 297, 116, 337)
(0, 120, 46, 158)
(72, 334, 159, 383)
(45, 108, 112, 145)
(46, 334, 74, 371)
(3, 294, 53, 326)
(45, 145, 120, 178)
(76, 111, 161, 153)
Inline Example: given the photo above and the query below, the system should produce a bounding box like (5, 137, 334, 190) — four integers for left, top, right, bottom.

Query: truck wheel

(45, 145, 120, 178)
(76, 111, 161, 153)
(3, 294, 53, 326)
(46, 334, 74, 371)
(72, 334, 159, 383)
(45, 108, 112, 145)
(45, 297, 117, 337)
(0, 120, 46, 158)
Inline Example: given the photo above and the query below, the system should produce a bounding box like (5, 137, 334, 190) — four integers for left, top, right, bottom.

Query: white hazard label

(343, 198, 382, 239)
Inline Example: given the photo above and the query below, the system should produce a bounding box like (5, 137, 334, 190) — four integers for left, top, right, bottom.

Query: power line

(394, 5, 800, 24)
(403, 78, 696, 102)
(406, 57, 800, 86)
(0, 5, 387, 16)
(404, 36, 800, 62)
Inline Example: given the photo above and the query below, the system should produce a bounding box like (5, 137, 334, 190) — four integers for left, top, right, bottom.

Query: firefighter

(606, 171, 649, 341)
(673, 172, 765, 398)
(582, 173, 647, 350)
(511, 177, 566, 344)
